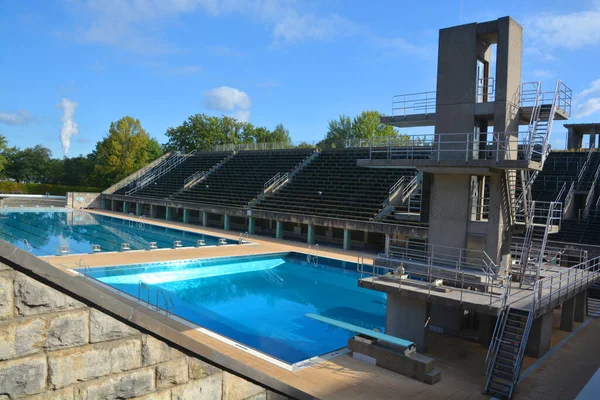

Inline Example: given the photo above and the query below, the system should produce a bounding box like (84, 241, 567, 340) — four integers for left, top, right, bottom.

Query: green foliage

(0, 181, 103, 196)
(92, 116, 162, 187)
(3, 145, 53, 183)
(0, 135, 8, 175)
(321, 110, 398, 147)
(164, 114, 293, 152)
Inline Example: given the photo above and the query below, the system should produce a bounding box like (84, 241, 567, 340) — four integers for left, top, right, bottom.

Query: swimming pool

(0, 210, 237, 256)
(77, 252, 386, 366)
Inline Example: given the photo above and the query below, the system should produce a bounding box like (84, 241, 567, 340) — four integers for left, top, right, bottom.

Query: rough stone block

(131, 389, 172, 400)
(157, 357, 189, 389)
(46, 309, 89, 350)
(73, 367, 155, 400)
(0, 274, 14, 320)
(0, 262, 11, 272)
(13, 273, 84, 316)
(141, 334, 184, 366)
(1, 317, 47, 361)
(188, 357, 222, 380)
(171, 374, 222, 400)
(0, 353, 47, 397)
(48, 338, 142, 389)
(246, 393, 267, 400)
(25, 386, 74, 400)
(89, 308, 140, 343)
(223, 372, 266, 400)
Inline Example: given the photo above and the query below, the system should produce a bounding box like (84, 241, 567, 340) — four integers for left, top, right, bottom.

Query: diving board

(305, 313, 415, 350)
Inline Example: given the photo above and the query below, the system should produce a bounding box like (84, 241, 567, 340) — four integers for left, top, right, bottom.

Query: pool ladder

(22, 239, 33, 253)
(137, 281, 175, 316)
(239, 231, 249, 244)
(307, 244, 319, 266)
(78, 259, 92, 279)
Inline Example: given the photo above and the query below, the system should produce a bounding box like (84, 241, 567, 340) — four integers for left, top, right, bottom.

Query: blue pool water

(80, 252, 386, 364)
(0, 210, 237, 256)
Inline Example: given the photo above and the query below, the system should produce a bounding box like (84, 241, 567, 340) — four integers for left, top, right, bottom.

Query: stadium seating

(172, 149, 315, 207)
(252, 148, 416, 221)
(131, 152, 232, 199)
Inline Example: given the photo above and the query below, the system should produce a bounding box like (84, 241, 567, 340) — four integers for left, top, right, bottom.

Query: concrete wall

(0, 262, 291, 400)
(66, 192, 102, 210)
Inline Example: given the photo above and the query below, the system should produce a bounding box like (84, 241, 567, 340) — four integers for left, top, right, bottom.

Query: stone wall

(66, 192, 101, 210)
(0, 262, 290, 400)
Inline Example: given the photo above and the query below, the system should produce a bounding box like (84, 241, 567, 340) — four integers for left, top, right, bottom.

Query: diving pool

(77, 252, 386, 366)
(0, 209, 237, 256)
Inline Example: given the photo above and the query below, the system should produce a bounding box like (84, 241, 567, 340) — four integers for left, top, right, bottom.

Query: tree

(0, 135, 9, 176)
(93, 116, 161, 187)
(164, 114, 294, 152)
(4, 145, 52, 183)
(321, 111, 397, 147)
(62, 155, 96, 186)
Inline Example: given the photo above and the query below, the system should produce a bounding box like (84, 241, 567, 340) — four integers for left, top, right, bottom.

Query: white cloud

(575, 98, 600, 118)
(58, 98, 79, 156)
(203, 86, 251, 122)
(531, 69, 553, 80)
(0, 110, 35, 125)
(526, 7, 600, 50)
(64, 1, 424, 56)
(573, 79, 600, 118)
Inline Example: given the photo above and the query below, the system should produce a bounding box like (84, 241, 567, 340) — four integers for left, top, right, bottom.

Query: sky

(1, 0, 600, 158)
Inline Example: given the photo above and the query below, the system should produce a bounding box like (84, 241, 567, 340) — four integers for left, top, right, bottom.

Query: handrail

(184, 170, 205, 186)
(583, 160, 600, 219)
(484, 274, 512, 377)
(401, 176, 419, 201)
(389, 176, 406, 196)
(391, 91, 436, 116)
(126, 151, 193, 195)
(563, 181, 575, 215)
(263, 173, 281, 190)
(577, 143, 595, 183)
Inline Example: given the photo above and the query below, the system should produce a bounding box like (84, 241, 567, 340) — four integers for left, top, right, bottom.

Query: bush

(0, 182, 104, 196)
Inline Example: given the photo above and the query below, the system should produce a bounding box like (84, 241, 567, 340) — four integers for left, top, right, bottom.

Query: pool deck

(41, 210, 600, 400)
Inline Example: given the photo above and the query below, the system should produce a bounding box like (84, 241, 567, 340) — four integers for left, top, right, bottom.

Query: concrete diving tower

(355, 16, 591, 399)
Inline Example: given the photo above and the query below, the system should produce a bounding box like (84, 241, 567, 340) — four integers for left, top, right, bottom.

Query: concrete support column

(150, 205, 156, 219)
(248, 217, 255, 235)
(343, 229, 351, 250)
(136, 203, 142, 216)
(166, 207, 173, 221)
(123, 202, 129, 214)
(111, 199, 115, 211)
(385, 234, 391, 255)
(560, 297, 576, 332)
(224, 215, 230, 231)
(202, 211, 208, 227)
(307, 224, 315, 245)
(575, 290, 587, 322)
(385, 292, 430, 352)
(525, 309, 553, 358)
(183, 209, 190, 224)
(101, 198, 106, 210)
(276, 221, 283, 239)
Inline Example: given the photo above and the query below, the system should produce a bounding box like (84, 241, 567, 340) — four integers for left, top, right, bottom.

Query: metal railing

(367, 132, 532, 164)
(78, 259, 92, 278)
(137, 281, 175, 316)
(391, 91, 436, 116)
(477, 77, 496, 103)
(484, 274, 513, 377)
(563, 181, 576, 216)
(126, 151, 195, 196)
(263, 173, 282, 191)
(307, 244, 319, 266)
(584, 161, 600, 220)
(577, 144, 596, 183)
(387, 239, 500, 276)
(183, 170, 205, 187)
(359, 249, 507, 309)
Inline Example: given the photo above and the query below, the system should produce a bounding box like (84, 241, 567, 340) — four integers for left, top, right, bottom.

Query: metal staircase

(485, 307, 531, 399)
(170, 152, 236, 198)
(126, 151, 194, 196)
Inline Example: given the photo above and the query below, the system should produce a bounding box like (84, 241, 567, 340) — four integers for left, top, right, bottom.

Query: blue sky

(1, 0, 600, 158)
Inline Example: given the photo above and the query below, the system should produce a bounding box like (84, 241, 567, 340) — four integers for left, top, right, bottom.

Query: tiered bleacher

(128, 152, 232, 199)
(530, 151, 589, 202)
(252, 148, 416, 221)
(171, 148, 315, 207)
